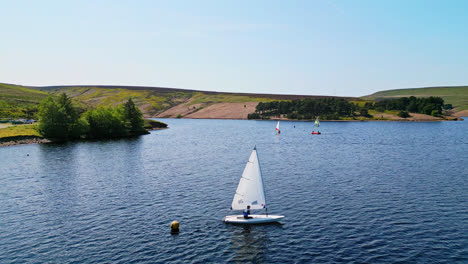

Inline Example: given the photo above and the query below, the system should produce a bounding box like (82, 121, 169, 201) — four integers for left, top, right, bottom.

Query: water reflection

(229, 223, 282, 263)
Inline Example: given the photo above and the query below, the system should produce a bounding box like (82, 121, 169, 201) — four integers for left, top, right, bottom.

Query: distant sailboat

(223, 146, 284, 224)
(275, 121, 280, 134)
(311, 117, 321, 135)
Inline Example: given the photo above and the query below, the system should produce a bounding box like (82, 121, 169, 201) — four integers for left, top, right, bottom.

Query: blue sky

(1, 0, 467, 96)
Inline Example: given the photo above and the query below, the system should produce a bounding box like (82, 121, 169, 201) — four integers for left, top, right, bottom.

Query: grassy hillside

(35, 85, 195, 116)
(365, 86, 468, 111)
(32, 85, 337, 117)
(0, 83, 50, 118)
(3, 82, 465, 119)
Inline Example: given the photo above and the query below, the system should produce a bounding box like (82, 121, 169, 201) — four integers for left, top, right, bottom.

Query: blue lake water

(0, 118, 467, 263)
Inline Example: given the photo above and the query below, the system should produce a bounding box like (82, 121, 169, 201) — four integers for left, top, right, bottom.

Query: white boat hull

(223, 214, 284, 224)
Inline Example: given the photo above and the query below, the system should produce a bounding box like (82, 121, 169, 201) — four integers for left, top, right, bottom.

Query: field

(0, 124, 41, 139)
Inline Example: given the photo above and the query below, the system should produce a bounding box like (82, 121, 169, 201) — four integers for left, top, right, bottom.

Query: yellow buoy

(170, 221, 179, 233)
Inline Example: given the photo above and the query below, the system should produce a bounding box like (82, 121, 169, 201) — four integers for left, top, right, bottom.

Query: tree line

(248, 96, 448, 120)
(37, 93, 148, 140)
(248, 98, 357, 120)
(364, 96, 448, 117)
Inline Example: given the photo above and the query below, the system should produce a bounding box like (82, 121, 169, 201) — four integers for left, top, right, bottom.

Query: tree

(398, 111, 410, 118)
(37, 94, 85, 140)
(360, 108, 372, 118)
(247, 113, 261, 119)
(83, 107, 128, 138)
(122, 98, 146, 134)
(443, 104, 453, 110)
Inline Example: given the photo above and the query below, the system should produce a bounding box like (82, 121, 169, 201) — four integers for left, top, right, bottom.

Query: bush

(360, 108, 373, 118)
(83, 107, 128, 139)
(443, 104, 453, 110)
(247, 113, 261, 119)
(375, 106, 386, 112)
(431, 110, 440, 117)
(398, 111, 410, 118)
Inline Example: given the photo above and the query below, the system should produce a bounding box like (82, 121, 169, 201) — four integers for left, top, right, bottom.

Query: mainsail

(314, 117, 320, 127)
(231, 147, 266, 210)
(275, 121, 280, 132)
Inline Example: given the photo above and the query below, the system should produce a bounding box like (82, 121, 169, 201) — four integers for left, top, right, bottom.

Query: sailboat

(311, 117, 321, 135)
(223, 146, 284, 224)
(275, 121, 280, 134)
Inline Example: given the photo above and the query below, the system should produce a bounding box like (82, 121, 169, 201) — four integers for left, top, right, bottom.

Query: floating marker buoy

(170, 221, 179, 234)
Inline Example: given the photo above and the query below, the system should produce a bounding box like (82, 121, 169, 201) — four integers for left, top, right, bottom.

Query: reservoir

(0, 118, 467, 263)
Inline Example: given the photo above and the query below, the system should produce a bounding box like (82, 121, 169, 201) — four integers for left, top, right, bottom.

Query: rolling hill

(0, 83, 50, 118)
(31, 85, 346, 119)
(1, 82, 467, 119)
(365, 86, 468, 113)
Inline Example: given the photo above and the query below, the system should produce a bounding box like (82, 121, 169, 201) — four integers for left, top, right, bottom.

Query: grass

(189, 92, 278, 105)
(0, 83, 49, 101)
(350, 100, 372, 107)
(0, 124, 41, 139)
(39, 86, 194, 115)
(0, 83, 51, 118)
(364, 86, 468, 111)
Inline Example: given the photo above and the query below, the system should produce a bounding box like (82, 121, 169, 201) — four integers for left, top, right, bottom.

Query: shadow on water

(228, 223, 283, 263)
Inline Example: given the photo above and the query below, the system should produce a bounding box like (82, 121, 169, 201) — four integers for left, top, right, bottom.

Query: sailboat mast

(255, 146, 268, 214)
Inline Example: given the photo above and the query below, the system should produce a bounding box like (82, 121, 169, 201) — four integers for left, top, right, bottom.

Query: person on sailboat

(243, 205, 252, 219)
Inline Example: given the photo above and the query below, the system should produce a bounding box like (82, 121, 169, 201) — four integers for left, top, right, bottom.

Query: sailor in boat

(243, 205, 252, 219)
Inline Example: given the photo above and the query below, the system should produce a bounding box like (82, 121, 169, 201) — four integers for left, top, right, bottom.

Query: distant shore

(156, 115, 464, 122)
(155, 101, 465, 121)
(0, 115, 464, 148)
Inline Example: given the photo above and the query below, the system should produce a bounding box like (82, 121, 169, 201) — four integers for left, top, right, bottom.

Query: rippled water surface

(1, 118, 467, 263)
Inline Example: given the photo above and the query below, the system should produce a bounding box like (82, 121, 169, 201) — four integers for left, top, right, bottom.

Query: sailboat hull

(223, 214, 284, 224)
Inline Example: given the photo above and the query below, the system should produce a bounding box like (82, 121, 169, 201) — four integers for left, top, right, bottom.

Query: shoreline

(155, 116, 464, 122)
(0, 136, 51, 148)
(0, 117, 464, 148)
(0, 127, 168, 148)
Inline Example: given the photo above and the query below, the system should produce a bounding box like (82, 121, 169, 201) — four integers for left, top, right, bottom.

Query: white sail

(275, 121, 280, 131)
(231, 147, 266, 210)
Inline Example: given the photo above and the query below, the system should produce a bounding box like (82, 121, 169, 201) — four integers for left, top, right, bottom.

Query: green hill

(2, 82, 337, 118)
(0, 83, 50, 118)
(2, 82, 467, 119)
(31, 85, 338, 117)
(365, 86, 468, 111)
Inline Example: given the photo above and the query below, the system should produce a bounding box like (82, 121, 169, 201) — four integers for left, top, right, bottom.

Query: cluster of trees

(248, 98, 357, 120)
(248, 96, 450, 120)
(365, 96, 447, 117)
(37, 93, 148, 140)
